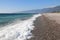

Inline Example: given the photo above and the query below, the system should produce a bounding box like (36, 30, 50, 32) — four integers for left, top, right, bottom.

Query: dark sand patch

(28, 14, 60, 40)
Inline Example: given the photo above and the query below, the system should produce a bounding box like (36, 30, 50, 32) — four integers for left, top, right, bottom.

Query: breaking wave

(0, 14, 41, 40)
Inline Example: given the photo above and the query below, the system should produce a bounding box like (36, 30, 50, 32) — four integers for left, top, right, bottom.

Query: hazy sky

(0, 0, 60, 13)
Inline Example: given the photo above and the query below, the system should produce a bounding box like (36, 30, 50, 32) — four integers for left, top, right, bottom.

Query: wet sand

(29, 13, 60, 40)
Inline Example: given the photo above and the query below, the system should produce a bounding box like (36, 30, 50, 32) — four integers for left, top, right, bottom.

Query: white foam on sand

(0, 14, 41, 40)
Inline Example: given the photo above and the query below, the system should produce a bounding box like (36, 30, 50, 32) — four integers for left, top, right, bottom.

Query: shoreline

(29, 13, 60, 40)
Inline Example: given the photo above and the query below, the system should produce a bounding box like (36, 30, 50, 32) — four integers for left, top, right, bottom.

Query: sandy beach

(29, 13, 60, 40)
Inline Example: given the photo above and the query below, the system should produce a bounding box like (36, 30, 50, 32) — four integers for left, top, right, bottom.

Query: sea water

(0, 13, 41, 40)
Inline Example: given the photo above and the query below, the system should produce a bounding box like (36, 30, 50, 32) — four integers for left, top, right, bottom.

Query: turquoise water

(0, 13, 35, 26)
(0, 13, 41, 40)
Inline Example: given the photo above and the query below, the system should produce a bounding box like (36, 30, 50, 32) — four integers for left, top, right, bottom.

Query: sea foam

(0, 14, 41, 40)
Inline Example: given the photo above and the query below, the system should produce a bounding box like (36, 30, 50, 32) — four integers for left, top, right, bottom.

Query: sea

(0, 13, 41, 40)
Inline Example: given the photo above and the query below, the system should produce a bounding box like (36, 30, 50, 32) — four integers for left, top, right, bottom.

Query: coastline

(29, 13, 60, 40)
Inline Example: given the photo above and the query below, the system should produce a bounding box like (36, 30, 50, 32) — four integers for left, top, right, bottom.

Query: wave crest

(0, 14, 41, 40)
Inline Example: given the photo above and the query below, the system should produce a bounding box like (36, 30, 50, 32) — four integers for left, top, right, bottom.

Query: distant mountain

(51, 6, 60, 13)
(20, 6, 60, 13)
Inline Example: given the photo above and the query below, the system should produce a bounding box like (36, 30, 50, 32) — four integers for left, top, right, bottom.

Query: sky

(0, 0, 60, 13)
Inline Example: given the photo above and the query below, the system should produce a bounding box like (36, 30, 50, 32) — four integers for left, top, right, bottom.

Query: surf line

(0, 14, 42, 40)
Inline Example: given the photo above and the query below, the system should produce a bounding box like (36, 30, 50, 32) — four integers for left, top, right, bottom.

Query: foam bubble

(0, 14, 41, 40)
